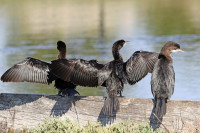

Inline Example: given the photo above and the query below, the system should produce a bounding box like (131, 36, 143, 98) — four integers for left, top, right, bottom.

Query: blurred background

(0, 0, 200, 100)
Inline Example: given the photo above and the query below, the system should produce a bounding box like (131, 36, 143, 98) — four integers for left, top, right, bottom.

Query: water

(0, 0, 200, 100)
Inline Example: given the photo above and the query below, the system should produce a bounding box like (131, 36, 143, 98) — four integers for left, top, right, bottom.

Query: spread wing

(1, 57, 55, 84)
(124, 51, 159, 85)
(50, 59, 111, 87)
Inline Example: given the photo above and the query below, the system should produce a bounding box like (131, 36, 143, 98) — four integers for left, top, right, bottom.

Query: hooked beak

(171, 49, 184, 53)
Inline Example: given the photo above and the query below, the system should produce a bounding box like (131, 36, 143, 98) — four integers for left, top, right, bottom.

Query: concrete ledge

(0, 93, 199, 132)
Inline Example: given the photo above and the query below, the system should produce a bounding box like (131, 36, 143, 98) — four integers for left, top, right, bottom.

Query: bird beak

(171, 49, 184, 53)
(124, 41, 130, 45)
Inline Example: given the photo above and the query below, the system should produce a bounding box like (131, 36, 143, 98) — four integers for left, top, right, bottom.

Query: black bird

(151, 41, 184, 118)
(49, 41, 122, 115)
(1, 41, 79, 96)
(50, 40, 159, 115)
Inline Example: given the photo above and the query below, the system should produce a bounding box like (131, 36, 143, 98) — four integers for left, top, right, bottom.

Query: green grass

(18, 117, 165, 133)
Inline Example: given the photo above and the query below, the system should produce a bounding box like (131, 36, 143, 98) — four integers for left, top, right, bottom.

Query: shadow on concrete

(0, 93, 43, 110)
(0, 93, 83, 118)
(49, 96, 84, 117)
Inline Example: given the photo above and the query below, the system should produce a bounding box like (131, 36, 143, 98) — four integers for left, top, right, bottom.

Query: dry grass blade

(153, 113, 170, 133)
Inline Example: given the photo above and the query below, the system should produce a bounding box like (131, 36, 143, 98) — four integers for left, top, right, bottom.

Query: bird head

(161, 41, 184, 55)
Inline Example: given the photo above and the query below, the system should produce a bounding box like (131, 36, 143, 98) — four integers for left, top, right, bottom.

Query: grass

(9, 117, 165, 133)
(8, 117, 200, 133)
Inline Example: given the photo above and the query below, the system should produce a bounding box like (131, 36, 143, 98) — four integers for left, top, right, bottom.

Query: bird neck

(58, 49, 66, 59)
(159, 51, 172, 63)
(159, 46, 174, 62)
(112, 46, 123, 62)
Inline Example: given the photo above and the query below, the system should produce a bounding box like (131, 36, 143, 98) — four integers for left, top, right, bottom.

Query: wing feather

(125, 51, 159, 85)
(50, 59, 110, 87)
(1, 57, 55, 84)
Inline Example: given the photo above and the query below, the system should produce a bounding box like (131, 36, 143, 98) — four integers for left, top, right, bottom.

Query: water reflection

(0, 0, 200, 100)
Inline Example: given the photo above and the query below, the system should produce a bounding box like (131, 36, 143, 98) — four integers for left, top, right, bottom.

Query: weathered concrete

(0, 93, 199, 132)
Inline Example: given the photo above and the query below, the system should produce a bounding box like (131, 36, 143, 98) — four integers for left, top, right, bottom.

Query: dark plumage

(151, 41, 184, 118)
(124, 51, 159, 85)
(1, 41, 79, 96)
(50, 40, 125, 115)
(50, 40, 159, 115)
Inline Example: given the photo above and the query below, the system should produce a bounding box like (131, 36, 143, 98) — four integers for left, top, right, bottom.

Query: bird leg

(57, 88, 80, 97)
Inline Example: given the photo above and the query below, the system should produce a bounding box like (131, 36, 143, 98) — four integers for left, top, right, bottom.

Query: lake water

(0, 0, 200, 100)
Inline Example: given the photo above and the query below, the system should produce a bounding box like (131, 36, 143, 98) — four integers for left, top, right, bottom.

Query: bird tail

(155, 98, 167, 118)
(102, 96, 119, 116)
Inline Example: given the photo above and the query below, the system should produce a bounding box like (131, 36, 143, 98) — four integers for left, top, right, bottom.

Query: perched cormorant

(151, 41, 184, 118)
(50, 40, 159, 115)
(49, 41, 124, 115)
(1, 41, 79, 96)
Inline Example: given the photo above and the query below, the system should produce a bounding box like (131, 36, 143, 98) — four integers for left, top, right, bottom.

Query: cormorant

(1, 41, 79, 96)
(151, 41, 184, 118)
(50, 40, 159, 115)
